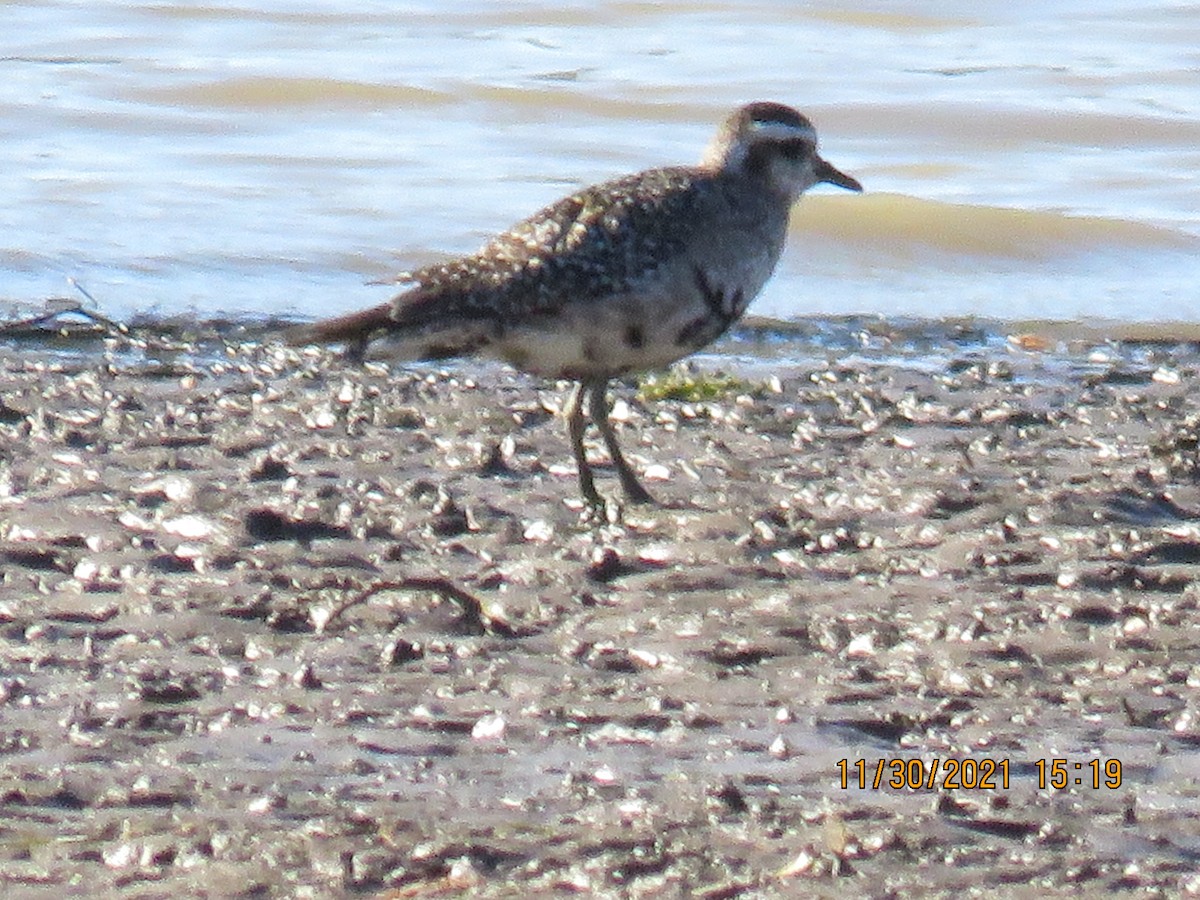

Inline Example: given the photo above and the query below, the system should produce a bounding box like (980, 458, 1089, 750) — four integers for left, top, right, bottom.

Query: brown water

(4, 1, 1199, 326)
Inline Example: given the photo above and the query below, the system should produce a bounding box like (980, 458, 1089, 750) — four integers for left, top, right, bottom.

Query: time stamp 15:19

(836, 757, 1124, 792)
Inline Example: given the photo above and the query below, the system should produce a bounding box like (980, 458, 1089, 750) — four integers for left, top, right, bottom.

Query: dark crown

(738, 101, 815, 133)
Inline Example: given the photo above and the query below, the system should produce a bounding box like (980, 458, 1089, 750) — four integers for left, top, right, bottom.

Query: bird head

(705, 102, 862, 200)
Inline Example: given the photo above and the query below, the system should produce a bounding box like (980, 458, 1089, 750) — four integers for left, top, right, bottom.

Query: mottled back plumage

(415, 168, 707, 311)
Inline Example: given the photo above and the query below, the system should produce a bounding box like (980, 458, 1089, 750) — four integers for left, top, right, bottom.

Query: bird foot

(576, 485, 657, 526)
(619, 478, 655, 506)
(580, 492, 641, 526)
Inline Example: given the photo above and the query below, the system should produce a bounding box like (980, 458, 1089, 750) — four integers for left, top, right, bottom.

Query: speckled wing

(390, 166, 711, 328)
(285, 166, 716, 356)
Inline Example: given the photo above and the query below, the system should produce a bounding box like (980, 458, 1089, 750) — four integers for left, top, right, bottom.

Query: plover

(288, 102, 861, 507)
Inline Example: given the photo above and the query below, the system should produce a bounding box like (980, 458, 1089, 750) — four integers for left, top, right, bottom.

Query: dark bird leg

(564, 381, 601, 507)
(587, 379, 654, 505)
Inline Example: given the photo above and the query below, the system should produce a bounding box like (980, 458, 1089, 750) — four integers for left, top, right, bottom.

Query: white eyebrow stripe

(747, 120, 817, 144)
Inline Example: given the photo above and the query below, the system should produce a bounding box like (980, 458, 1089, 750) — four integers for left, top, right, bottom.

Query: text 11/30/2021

(837, 758, 1124, 792)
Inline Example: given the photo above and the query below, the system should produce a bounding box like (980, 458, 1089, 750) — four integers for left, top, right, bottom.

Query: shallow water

(4, 0, 1199, 326)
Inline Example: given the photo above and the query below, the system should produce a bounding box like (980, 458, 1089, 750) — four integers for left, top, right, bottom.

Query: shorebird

(288, 102, 861, 507)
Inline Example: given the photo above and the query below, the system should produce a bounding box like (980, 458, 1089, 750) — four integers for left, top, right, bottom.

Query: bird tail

(285, 301, 394, 349)
(286, 297, 493, 364)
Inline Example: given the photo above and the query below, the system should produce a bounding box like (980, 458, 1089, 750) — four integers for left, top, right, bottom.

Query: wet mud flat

(2, 322, 1200, 897)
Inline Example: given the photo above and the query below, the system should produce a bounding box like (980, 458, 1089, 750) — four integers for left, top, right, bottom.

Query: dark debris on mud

(3, 323, 1200, 897)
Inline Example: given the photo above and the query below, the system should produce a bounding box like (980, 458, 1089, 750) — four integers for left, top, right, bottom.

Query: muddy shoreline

(3, 323, 1200, 897)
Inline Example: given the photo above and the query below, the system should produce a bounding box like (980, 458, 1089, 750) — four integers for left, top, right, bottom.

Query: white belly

(493, 264, 767, 379)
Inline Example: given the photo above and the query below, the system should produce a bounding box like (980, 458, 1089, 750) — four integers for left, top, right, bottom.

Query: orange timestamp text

(837, 757, 1010, 791)
(837, 757, 1124, 791)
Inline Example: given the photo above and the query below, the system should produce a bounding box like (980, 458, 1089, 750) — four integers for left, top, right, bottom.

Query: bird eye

(779, 139, 811, 161)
